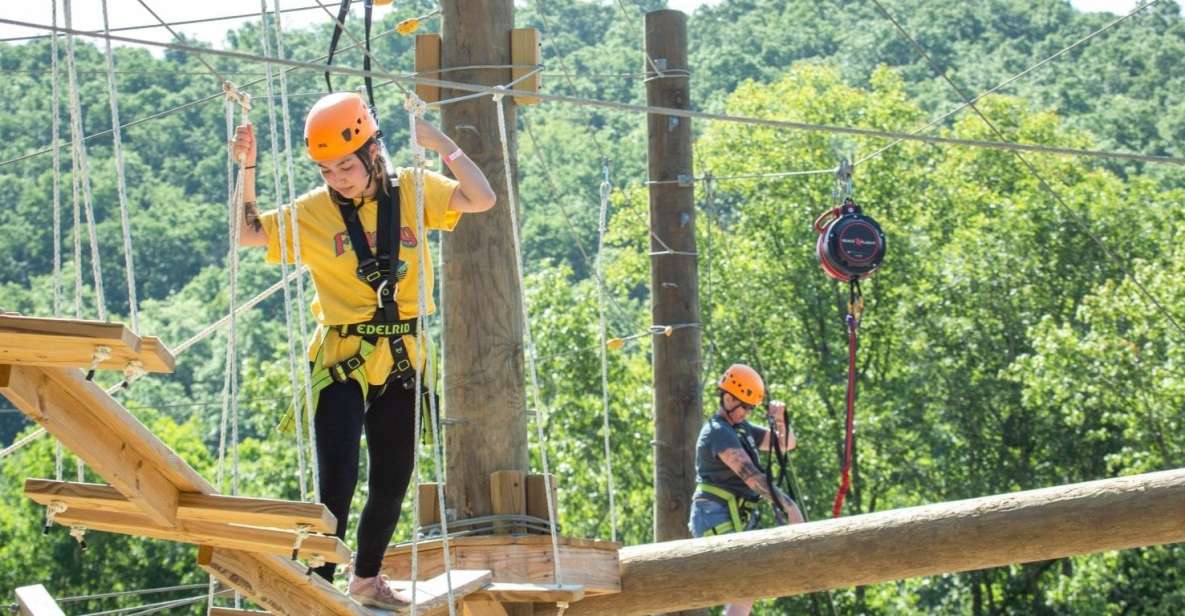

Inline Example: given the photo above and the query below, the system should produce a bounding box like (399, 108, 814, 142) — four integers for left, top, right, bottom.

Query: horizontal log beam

(0, 314, 174, 373)
(25, 479, 336, 533)
(53, 508, 351, 564)
(566, 468, 1185, 615)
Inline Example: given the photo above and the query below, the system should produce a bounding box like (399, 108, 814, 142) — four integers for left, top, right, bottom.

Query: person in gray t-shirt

(689, 364, 804, 616)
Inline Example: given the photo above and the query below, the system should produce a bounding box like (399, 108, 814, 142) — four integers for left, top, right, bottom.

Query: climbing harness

(694, 482, 758, 536)
(814, 160, 881, 517)
(814, 160, 886, 283)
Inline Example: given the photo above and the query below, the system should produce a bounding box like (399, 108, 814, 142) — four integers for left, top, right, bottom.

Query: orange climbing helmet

(304, 92, 379, 162)
(718, 363, 764, 406)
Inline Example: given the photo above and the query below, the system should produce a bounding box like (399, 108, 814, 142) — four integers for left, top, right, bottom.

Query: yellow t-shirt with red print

(259, 168, 459, 386)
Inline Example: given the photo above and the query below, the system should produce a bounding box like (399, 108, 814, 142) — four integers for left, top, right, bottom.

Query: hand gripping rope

(813, 160, 886, 517)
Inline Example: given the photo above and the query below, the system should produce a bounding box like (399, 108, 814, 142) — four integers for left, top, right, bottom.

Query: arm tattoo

(243, 201, 262, 233)
(719, 448, 773, 500)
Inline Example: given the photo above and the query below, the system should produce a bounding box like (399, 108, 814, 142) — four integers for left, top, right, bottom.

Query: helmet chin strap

(720, 394, 747, 424)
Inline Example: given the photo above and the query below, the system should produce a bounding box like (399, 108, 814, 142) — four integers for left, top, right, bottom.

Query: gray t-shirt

(694, 415, 768, 501)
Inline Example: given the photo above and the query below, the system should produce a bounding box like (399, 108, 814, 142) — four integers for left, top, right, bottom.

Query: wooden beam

(565, 468, 1185, 615)
(490, 470, 525, 533)
(418, 482, 442, 528)
(461, 597, 508, 616)
(53, 508, 351, 564)
(199, 546, 370, 616)
(509, 28, 540, 105)
(0, 364, 181, 527)
(470, 583, 584, 603)
(208, 610, 268, 616)
(0, 314, 174, 373)
(383, 535, 619, 596)
(26, 479, 337, 533)
(524, 473, 555, 530)
(414, 33, 442, 103)
(14, 585, 64, 616)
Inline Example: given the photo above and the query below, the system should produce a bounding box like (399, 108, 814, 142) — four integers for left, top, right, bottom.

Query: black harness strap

(335, 177, 418, 392)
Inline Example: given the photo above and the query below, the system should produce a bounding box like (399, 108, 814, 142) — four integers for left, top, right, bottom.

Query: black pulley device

(814, 198, 886, 282)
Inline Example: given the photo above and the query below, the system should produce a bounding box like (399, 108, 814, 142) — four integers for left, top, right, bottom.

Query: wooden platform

(0, 319, 360, 611)
(381, 535, 620, 597)
(0, 314, 174, 373)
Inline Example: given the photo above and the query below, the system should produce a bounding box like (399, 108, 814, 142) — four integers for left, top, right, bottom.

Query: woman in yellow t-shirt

(232, 92, 495, 609)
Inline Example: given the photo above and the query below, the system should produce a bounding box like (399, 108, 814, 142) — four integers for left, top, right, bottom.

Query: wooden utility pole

(440, 0, 529, 520)
(645, 10, 701, 548)
(567, 468, 1185, 615)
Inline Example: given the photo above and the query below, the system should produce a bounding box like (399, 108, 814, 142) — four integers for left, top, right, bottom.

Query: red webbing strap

(832, 308, 859, 517)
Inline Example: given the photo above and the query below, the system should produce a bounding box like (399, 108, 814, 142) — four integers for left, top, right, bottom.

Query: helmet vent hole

(340, 128, 353, 142)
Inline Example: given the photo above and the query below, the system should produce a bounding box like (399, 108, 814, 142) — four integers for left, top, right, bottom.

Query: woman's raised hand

(232, 122, 257, 168)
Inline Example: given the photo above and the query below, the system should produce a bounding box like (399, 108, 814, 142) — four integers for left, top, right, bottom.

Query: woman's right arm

(232, 123, 268, 247)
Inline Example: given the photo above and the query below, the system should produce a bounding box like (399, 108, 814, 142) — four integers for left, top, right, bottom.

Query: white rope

(217, 99, 246, 494)
(0, 429, 48, 460)
(257, 0, 309, 502)
(595, 161, 617, 543)
(51, 0, 62, 319)
(492, 90, 564, 584)
(406, 95, 457, 616)
(270, 0, 319, 503)
(100, 0, 140, 334)
(63, 0, 107, 321)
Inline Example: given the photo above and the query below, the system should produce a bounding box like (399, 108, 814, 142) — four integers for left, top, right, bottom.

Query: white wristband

(444, 148, 465, 164)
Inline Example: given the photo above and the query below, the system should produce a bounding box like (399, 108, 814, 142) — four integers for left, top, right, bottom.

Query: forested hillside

(1, 1, 1183, 614)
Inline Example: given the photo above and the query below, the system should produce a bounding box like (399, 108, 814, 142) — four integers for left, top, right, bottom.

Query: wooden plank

(14, 585, 65, 616)
(460, 597, 508, 616)
(489, 470, 525, 534)
(418, 482, 441, 528)
(565, 468, 1185, 616)
(54, 508, 351, 564)
(40, 366, 206, 492)
(0, 364, 181, 527)
(524, 474, 557, 531)
(470, 583, 584, 604)
(0, 314, 173, 373)
(208, 610, 269, 616)
(395, 570, 492, 616)
(200, 546, 370, 616)
(414, 34, 442, 103)
(382, 537, 619, 596)
(509, 28, 540, 105)
(25, 479, 337, 534)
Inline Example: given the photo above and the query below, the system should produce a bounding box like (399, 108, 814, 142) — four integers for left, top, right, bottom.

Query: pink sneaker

(348, 574, 411, 610)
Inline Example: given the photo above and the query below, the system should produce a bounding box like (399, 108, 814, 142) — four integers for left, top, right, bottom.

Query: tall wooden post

(440, 0, 528, 521)
(645, 10, 702, 550)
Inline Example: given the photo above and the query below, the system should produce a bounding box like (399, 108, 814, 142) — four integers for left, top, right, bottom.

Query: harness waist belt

(336, 318, 418, 338)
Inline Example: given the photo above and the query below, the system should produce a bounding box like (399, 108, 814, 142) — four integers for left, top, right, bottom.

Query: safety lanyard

(324, 0, 378, 109)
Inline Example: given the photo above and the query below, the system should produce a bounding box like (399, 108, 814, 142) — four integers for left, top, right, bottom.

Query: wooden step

(0, 314, 174, 373)
(26, 479, 337, 534)
(391, 569, 493, 616)
(471, 583, 584, 603)
(14, 585, 64, 616)
(200, 546, 371, 616)
(52, 507, 351, 564)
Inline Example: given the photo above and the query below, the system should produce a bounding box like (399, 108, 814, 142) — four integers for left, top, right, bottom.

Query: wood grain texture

(643, 10, 701, 552)
(0, 314, 174, 373)
(566, 469, 1185, 615)
(440, 0, 530, 523)
(53, 508, 351, 563)
(199, 546, 370, 616)
(25, 479, 336, 533)
(382, 536, 619, 596)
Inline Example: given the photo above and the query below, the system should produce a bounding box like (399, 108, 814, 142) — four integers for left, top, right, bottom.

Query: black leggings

(312, 378, 416, 581)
